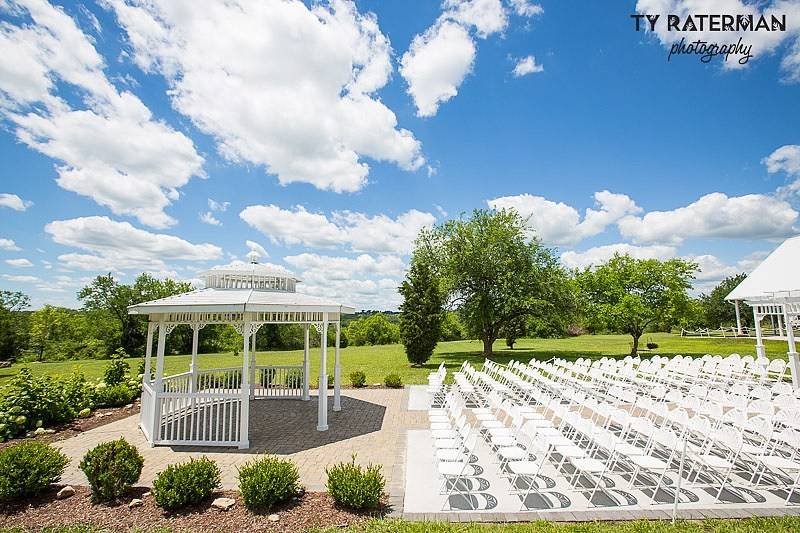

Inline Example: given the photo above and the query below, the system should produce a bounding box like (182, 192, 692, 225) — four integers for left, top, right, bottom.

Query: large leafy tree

(700, 273, 751, 329)
(578, 254, 697, 356)
(78, 273, 193, 355)
(0, 290, 30, 360)
(417, 209, 574, 356)
(399, 259, 444, 366)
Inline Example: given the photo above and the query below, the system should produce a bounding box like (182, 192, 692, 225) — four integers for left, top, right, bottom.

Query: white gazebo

(726, 235, 800, 387)
(129, 255, 355, 448)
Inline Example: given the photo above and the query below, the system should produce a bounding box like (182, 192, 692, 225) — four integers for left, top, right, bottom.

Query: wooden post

(317, 317, 329, 431)
(734, 300, 743, 336)
(302, 324, 310, 401)
(190, 324, 199, 394)
(334, 320, 341, 411)
(143, 321, 154, 385)
(753, 307, 767, 361)
(239, 320, 250, 449)
(784, 305, 800, 389)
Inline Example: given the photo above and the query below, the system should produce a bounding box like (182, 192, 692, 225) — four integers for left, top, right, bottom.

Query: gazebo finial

(247, 250, 260, 264)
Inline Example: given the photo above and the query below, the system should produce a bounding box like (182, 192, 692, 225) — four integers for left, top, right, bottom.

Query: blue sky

(1, 0, 800, 310)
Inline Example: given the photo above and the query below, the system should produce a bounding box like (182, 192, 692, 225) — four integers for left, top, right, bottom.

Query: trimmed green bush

(349, 370, 367, 388)
(103, 354, 130, 386)
(0, 441, 69, 502)
(152, 457, 221, 511)
(92, 383, 136, 408)
(326, 455, 384, 510)
(384, 374, 402, 388)
(237, 455, 300, 511)
(79, 438, 144, 503)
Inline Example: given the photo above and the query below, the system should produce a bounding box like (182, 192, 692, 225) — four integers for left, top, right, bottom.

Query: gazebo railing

(156, 391, 242, 446)
(139, 380, 156, 442)
(254, 365, 304, 398)
(143, 363, 305, 446)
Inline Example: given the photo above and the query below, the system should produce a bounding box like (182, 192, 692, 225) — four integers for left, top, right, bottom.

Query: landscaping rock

(211, 497, 235, 511)
(142, 491, 151, 497)
(125, 404, 133, 409)
(33, 427, 47, 436)
(268, 514, 279, 522)
(56, 486, 75, 500)
(128, 499, 143, 508)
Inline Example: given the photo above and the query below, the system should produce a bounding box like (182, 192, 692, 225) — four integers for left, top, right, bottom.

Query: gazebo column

(189, 323, 200, 393)
(151, 319, 167, 445)
(143, 321, 155, 385)
(734, 300, 743, 336)
(317, 317, 329, 431)
(249, 330, 257, 399)
(333, 321, 341, 411)
(302, 325, 310, 401)
(753, 307, 767, 361)
(239, 321, 251, 449)
(778, 313, 786, 338)
(783, 305, 800, 389)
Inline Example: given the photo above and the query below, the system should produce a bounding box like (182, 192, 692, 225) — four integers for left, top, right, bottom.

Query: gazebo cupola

(129, 254, 355, 449)
(200, 251, 300, 292)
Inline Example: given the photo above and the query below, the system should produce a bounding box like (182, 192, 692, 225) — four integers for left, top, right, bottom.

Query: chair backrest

(714, 426, 743, 454)
(748, 399, 775, 416)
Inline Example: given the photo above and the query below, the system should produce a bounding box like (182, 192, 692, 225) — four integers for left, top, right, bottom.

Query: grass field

(1, 517, 799, 532)
(0, 333, 788, 387)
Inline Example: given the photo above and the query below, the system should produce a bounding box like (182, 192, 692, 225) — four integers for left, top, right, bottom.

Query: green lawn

(0, 333, 789, 387)
(3, 517, 799, 532)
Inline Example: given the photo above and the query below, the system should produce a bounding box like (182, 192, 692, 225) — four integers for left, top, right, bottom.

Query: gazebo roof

(128, 258, 355, 315)
(726, 235, 800, 302)
(128, 288, 355, 314)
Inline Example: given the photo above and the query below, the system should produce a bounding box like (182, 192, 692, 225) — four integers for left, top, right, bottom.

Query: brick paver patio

(55, 388, 426, 493)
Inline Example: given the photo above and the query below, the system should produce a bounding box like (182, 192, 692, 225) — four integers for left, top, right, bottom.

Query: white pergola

(128, 258, 355, 448)
(726, 235, 800, 388)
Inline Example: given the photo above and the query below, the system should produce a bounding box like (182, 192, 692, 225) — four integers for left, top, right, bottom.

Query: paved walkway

(55, 388, 427, 498)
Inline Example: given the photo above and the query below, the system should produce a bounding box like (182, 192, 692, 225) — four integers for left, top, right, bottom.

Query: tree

(700, 273, 751, 329)
(345, 314, 400, 346)
(417, 209, 574, 356)
(29, 305, 63, 361)
(504, 317, 526, 349)
(399, 260, 444, 366)
(577, 254, 697, 356)
(78, 273, 193, 355)
(0, 290, 30, 360)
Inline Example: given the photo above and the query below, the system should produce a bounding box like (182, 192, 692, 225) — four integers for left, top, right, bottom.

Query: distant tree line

(0, 217, 753, 364)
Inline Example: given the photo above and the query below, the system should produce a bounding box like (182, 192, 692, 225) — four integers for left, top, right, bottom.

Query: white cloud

(0, 238, 21, 251)
(240, 204, 435, 254)
(444, 0, 508, 38)
(207, 198, 230, 212)
(634, 0, 800, 77)
(285, 252, 406, 310)
(0, 0, 204, 228)
(245, 240, 269, 259)
(105, 0, 423, 193)
(560, 243, 678, 270)
(199, 212, 221, 226)
(0, 193, 33, 211)
(400, 21, 475, 118)
(44, 216, 223, 271)
(512, 55, 544, 77)
(1, 274, 40, 283)
(763, 144, 800, 194)
(617, 192, 798, 245)
(510, 0, 543, 17)
(4, 258, 33, 267)
(400, 0, 514, 117)
(488, 190, 642, 245)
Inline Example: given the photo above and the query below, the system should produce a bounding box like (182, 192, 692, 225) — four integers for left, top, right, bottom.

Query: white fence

(140, 364, 304, 447)
(254, 365, 304, 398)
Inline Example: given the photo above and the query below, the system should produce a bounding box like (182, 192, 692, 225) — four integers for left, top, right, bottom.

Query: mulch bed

(0, 486, 378, 532)
(0, 402, 141, 450)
